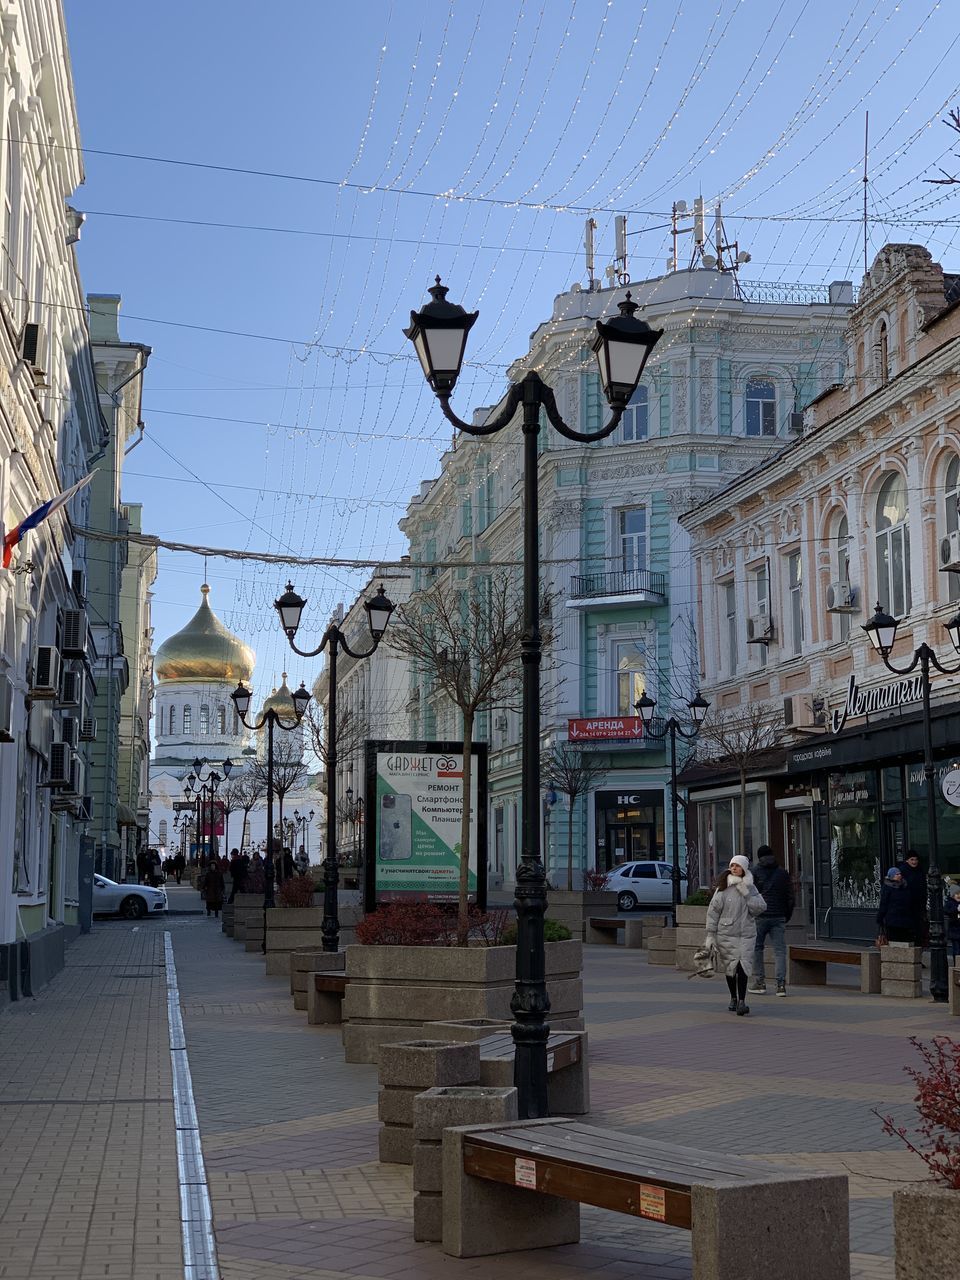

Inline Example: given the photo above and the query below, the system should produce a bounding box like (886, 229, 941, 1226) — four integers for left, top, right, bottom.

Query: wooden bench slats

(463, 1141, 693, 1229)
(312, 974, 348, 994)
(587, 917, 624, 929)
(477, 1031, 581, 1063)
(790, 947, 861, 966)
(465, 1123, 771, 1185)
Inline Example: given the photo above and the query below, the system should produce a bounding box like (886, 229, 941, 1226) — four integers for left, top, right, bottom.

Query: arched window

(199, 704, 209, 735)
(159, 820, 168, 845)
(620, 384, 648, 443)
(168, 705, 176, 735)
(945, 456, 960, 603)
(876, 472, 911, 618)
(745, 378, 777, 437)
(877, 321, 889, 385)
(835, 514, 852, 642)
(3, 121, 19, 298)
(217, 705, 226, 735)
(183, 705, 192, 734)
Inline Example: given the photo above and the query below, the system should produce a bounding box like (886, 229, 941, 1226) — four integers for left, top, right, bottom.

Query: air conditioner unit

(79, 715, 97, 742)
(21, 321, 45, 370)
(826, 581, 856, 612)
(788, 412, 804, 434)
(76, 794, 94, 823)
(47, 741, 72, 787)
(746, 615, 774, 645)
(28, 702, 53, 755)
(59, 669, 82, 708)
(495, 715, 508, 731)
(32, 646, 61, 698)
(69, 756, 82, 795)
(940, 530, 960, 571)
(61, 716, 78, 748)
(782, 696, 794, 728)
(71, 568, 87, 602)
(0, 672, 13, 742)
(61, 609, 88, 657)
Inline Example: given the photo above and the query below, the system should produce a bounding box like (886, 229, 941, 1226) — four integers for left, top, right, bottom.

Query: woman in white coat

(705, 853, 767, 1016)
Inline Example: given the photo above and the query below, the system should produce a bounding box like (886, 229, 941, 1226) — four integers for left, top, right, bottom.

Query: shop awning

(116, 802, 138, 827)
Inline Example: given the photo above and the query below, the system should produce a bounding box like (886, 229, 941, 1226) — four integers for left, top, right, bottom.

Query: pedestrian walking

(748, 846, 795, 998)
(228, 848, 244, 901)
(201, 861, 226, 918)
(147, 848, 163, 887)
(172, 852, 185, 885)
(296, 846, 309, 876)
(945, 886, 960, 960)
(897, 850, 928, 947)
(876, 867, 915, 943)
(136, 849, 149, 885)
(704, 854, 767, 1017)
(282, 847, 295, 882)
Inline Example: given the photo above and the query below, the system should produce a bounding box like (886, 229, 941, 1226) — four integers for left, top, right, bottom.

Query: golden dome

(155, 584, 255, 685)
(259, 674, 299, 727)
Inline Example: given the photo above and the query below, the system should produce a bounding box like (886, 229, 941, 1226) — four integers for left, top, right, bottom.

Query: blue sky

(62, 0, 960, 702)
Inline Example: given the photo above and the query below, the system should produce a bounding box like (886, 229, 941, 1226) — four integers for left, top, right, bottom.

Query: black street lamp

(183, 758, 233, 865)
(634, 692, 710, 924)
(274, 583, 395, 952)
(230, 679, 310, 950)
(405, 277, 662, 1119)
(862, 603, 960, 1003)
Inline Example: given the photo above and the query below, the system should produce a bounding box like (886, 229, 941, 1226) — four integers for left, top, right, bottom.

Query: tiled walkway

(1, 897, 949, 1279)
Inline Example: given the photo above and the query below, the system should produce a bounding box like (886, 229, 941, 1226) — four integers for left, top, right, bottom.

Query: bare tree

(217, 777, 245, 855)
(253, 735, 309, 845)
(927, 108, 960, 184)
(229, 770, 266, 852)
(304, 702, 367, 772)
(696, 702, 784, 861)
(541, 744, 608, 890)
(387, 572, 551, 944)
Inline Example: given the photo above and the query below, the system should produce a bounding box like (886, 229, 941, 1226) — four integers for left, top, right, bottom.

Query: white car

(93, 875, 167, 920)
(605, 860, 685, 911)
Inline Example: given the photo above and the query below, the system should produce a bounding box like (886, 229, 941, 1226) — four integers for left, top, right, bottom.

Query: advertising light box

(363, 739, 488, 912)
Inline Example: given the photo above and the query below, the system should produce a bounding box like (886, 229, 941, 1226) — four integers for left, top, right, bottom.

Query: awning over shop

(116, 802, 138, 827)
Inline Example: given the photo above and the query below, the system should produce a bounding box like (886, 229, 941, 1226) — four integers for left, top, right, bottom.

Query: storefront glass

(828, 770, 881, 909)
(904, 761, 960, 878)
(594, 789, 664, 871)
(696, 792, 766, 883)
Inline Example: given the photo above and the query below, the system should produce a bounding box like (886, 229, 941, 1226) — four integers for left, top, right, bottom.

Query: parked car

(605, 861, 685, 912)
(92, 875, 167, 919)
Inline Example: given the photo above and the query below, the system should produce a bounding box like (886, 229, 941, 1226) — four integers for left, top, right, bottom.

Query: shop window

(875, 472, 911, 617)
(696, 793, 767, 883)
(620, 384, 648, 443)
(199, 704, 209, 735)
(617, 507, 647, 574)
(613, 640, 648, 715)
(945, 455, 960, 604)
(745, 378, 776, 437)
(828, 770, 881, 908)
(787, 550, 803, 656)
(182, 705, 192, 734)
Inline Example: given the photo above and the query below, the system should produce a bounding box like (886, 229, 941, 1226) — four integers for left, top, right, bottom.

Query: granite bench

(788, 944, 880, 994)
(585, 916, 644, 947)
(476, 1029, 588, 1114)
(307, 972, 349, 1024)
(442, 1118, 849, 1280)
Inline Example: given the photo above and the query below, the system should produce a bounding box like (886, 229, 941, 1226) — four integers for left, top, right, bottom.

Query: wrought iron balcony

(567, 568, 667, 608)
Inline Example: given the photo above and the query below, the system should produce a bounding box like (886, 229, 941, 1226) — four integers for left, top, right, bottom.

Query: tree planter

(342, 940, 583, 1064)
(546, 890, 619, 941)
(231, 893, 264, 943)
(264, 906, 361, 976)
(894, 1185, 960, 1278)
(675, 904, 709, 972)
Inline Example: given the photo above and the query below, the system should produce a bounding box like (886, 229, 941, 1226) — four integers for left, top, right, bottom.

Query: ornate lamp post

(634, 692, 710, 923)
(183, 758, 233, 865)
(230, 680, 310, 949)
(274, 583, 395, 952)
(862, 603, 960, 1002)
(405, 276, 662, 1119)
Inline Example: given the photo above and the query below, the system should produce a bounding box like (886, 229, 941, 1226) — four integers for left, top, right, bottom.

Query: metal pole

(511, 378, 550, 1121)
(263, 713, 275, 954)
(194, 795, 201, 866)
(920, 650, 949, 1002)
(322, 640, 340, 952)
(670, 722, 681, 924)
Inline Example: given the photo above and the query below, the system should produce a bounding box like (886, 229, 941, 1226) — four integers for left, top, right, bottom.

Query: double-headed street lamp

(274, 584, 396, 952)
(345, 788, 364, 864)
(183, 757, 233, 865)
(230, 680, 310, 940)
(633, 692, 710, 923)
(293, 808, 315, 866)
(862, 603, 960, 1003)
(405, 276, 663, 1119)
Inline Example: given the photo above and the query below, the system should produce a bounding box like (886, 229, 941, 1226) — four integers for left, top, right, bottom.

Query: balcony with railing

(567, 568, 667, 609)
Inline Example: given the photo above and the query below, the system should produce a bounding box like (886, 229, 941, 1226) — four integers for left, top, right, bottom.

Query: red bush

(355, 900, 513, 947)
(277, 876, 316, 908)
(876, 1035, 960, 1188)
(584, 869, 610, 891)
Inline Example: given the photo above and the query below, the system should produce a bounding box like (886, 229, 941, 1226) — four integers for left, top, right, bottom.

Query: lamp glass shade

(688, 692, 710, 727)
(365, 585, 395, 638)
(403, 277, 478, 395)
(862, 603, 899, 656)
(222, 759, 234, 777)
(345, 787, 353, 805)
(591, 292, 663, 408)
(210, 772, 221, 788)
(230, 682, 252, 718)
(186, 772, 196, 789)
(274, 582, 306, 638)
(945, 610, 960, 655)
(291, 682, 311, 719)
(192, 757, 204, 774)
(634, 693, 657, 724)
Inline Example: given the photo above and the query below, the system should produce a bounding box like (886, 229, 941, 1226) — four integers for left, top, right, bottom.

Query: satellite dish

(674, 200, 687, 213)
(702, 255, 717, 269)
(737, 251, 752, 264)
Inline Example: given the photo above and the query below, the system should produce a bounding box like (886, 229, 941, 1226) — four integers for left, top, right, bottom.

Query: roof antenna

(862, 111, 869, 278)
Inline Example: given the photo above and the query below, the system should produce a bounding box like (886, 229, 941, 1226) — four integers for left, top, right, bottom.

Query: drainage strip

(164, 931, 220, 1280)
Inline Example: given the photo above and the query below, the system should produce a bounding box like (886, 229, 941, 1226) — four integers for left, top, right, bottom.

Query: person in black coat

(897, 850, 928, 946)
(748, 846, 795, 997)
(877, 867, 916, 943)
(946, 886, 960, 960)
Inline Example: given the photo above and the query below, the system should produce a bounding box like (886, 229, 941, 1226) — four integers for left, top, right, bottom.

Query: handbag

(874, 931, 887, 948)
(688, 943, 717, 979)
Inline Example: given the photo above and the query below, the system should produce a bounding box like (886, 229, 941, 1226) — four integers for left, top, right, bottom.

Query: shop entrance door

(606, 822, 657, 866)
(784, 810, 814, 926)
(883, 813, 905, 869)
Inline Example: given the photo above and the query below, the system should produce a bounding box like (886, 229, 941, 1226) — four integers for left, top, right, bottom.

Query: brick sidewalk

(1, 914, 949, 1279)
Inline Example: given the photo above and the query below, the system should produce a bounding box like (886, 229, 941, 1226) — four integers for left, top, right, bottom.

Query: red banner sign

(568, 717, 646, 742)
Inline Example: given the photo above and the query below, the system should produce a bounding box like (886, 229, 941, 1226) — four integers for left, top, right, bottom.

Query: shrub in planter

(584, 870, 610, 891)
(500, 918, 573, 946)
(277, 876, 316, 908)
(355, 899, 513, 947)
(876, 1034, 960, 1187)
(683, 888, 713, 907)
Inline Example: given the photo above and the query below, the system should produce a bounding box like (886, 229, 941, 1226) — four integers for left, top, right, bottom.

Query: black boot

(736, 1000, 750, 1016)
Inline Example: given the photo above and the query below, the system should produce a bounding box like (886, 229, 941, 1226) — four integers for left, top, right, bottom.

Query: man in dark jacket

(748, 846, 795, 997)
(897, 850, 927, 947)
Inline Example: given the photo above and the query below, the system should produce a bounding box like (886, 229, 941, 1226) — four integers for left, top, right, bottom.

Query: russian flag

(3, 474, 94, 568)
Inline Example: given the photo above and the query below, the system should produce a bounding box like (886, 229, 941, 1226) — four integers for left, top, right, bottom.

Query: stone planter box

(342, 940, 583, 1064)
(231, 894, 264, 943)
(546, 889, 618, 941)
(263, 905, 361, 975)
(221, 902, 235, 937)
(289, 947, 329, 1009)
(675, 904, 708, 972)
(881, 942, 922, 998)
(894, 1184, 960, 1278)
(647, 926, 677, 966)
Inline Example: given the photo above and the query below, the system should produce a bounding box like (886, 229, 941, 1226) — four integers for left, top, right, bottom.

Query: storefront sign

(829, 671, 923, 734)
(941, 768, 960, 807)
(568, 716, 645, 741)
(363, 739, 487, 911)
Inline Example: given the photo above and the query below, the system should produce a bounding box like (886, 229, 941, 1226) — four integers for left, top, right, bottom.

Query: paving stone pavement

(1, 892, 952, 1279)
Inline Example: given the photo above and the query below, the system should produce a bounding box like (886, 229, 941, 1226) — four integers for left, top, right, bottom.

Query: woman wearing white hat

(704, 854, 767, 1016)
